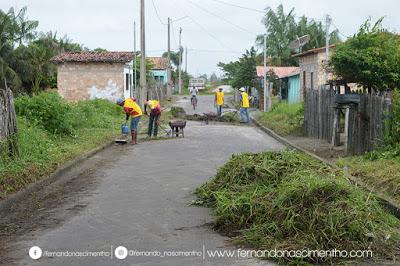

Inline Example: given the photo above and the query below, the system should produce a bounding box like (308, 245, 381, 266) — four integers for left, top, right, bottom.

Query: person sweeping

(116, 98, 142, 145)
(239, 88, 250, 123)
(145, 100, 162, 137)
(215, 88, 224, 116)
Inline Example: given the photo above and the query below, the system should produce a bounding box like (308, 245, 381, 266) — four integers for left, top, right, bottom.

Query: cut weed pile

(195, 150, 400, 264)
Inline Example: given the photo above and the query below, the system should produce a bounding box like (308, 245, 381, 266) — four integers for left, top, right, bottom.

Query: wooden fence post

(331, 107, 341, 146)
(0, 81, 19, 156)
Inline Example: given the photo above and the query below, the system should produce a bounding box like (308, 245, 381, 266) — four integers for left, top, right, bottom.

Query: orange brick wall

(57, 62, 125, 102)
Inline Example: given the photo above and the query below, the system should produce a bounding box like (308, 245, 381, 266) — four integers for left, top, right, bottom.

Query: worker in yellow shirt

(145, 100, 162, 137)
(215, 88, 224, 116)
(116, 98, 143, 145)
(239, 88, 250, 123)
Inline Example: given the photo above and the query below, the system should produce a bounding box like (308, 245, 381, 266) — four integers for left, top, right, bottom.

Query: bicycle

(191, 95, 198, 110)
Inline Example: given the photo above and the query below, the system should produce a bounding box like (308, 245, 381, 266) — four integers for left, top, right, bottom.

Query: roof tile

(51, 51, 135, 63)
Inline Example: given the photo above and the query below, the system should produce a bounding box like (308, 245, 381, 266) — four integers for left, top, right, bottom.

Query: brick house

(293, 45, 336, 98)
(51, 51, 135, 102)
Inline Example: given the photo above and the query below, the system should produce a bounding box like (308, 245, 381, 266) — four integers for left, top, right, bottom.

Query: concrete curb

(0, 140, 115, 211)
(252, 118, 400, 219)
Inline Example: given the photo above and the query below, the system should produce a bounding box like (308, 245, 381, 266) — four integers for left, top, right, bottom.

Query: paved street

(176, 94, 236, 115)
(1, 96, 283, 265)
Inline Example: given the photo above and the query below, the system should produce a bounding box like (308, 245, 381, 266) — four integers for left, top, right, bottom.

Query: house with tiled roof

(256, 66, 301, 105)
(148, 57, 169, 86)
(51, 51, 136, 102)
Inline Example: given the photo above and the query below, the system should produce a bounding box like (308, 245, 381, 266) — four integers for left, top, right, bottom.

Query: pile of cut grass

(195, 150, 400, 264)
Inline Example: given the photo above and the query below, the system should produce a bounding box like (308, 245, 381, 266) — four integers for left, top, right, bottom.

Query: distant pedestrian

(145, 100, 162, 137)
(116, 98, 142, 145)
(239, 88, 250, 123)
(215, 88, 224, 116)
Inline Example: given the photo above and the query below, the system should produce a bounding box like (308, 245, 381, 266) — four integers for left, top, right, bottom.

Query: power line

(187, 0, 255, 35)
(188, 48, 243, 54)
(187, 16, 236, 52)
(151, 0, 167, 25)
(170, 0, 236, 53)
(207, 0, 265, 13)
(170, 23, 179, 49)
(331, 20, 352, 39)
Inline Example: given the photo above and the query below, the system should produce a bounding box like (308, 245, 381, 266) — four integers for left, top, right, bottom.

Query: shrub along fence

(304, 86, 391, 155)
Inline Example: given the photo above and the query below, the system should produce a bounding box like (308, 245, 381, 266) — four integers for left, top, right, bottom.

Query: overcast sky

(1, 0, 399, 76)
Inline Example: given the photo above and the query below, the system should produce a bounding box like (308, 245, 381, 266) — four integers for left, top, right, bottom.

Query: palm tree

(0, 7, 38, 88)
(256, 5, 296, 66)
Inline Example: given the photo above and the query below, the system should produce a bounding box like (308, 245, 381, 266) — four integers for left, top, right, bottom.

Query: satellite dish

(289, 35, 311, 53)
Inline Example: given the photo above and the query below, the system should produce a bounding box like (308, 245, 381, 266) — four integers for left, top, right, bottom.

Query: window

(310, 72, 314, 90)
(125, 73, 129, 91)
(303, 71, 306, 89)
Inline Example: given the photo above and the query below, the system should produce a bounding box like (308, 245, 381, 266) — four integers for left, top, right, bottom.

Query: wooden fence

(304, 86, 391, 155)
(347, 94, 390, 155)
(148, 85, 168, 101)
(304, 87, 335, 142)
(0, 85, 18, 155)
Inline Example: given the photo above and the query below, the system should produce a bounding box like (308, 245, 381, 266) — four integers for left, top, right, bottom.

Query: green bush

(386, 90, 400, 146)
(15, 92, 74, 136)
(256, 102, 304, 135)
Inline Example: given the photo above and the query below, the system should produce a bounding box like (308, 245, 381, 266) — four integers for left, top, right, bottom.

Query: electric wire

(170, 0, 238, 53)
(187, 0, 255, 35)
(151, 0, 167, 25)
(207, 0, 265, 13)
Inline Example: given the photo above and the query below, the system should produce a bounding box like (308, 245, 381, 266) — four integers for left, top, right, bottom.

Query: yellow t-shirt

(216, 92, 224, 106)
(123, 98, 143, 118)
(241, 92, 249, 108)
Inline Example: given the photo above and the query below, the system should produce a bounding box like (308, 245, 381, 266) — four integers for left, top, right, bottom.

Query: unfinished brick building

(51, 51, 135, 102)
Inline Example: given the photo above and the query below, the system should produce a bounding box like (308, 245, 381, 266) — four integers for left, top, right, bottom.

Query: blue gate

(288, 74, 300, 104)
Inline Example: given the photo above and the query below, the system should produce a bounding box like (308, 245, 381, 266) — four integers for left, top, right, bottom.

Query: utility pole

(167, 17, 172, 98)
(325, 14, 332, 84)
(133, 21, 137, 98)
(178, 27, 182, 94)
(263, 34, 267, 112)
(139, 0, 147, 107)
(185, 47, 188, 73)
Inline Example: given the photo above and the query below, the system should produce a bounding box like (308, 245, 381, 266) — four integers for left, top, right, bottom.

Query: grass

(194, 150, 400, 264)
(255, 101, 304, 136)
(337, 155, 400, 206)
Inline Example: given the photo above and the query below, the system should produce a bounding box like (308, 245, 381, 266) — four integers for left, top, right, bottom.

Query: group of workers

(116, 87, 250, 145)
(116, 97, 161, 145)
(193, 86, 250, 123)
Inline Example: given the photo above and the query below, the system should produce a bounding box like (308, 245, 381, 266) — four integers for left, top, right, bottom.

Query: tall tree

(256, 5, 340, 66)
(218, 47, 258, 89)
(0, 7, 38, 88)
(330, 18, 400, 91)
